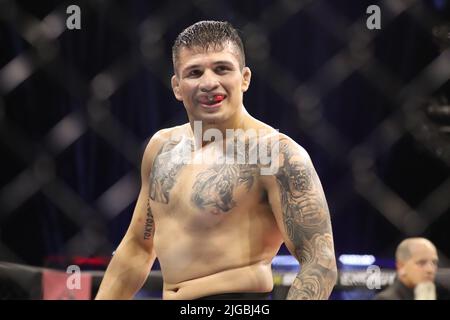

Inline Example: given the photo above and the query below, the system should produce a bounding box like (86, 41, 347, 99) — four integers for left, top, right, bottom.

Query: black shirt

(374, 278, 450, 300)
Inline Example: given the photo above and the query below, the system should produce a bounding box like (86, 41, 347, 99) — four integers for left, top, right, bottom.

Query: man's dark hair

(172, 20, 245, 72)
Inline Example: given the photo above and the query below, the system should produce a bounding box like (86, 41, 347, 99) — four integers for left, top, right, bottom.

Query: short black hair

(172, 20, 245, 72)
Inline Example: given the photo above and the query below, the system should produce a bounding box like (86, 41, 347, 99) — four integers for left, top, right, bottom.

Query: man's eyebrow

(182, 64, 202, 72)
(182, 61, 235, 72)
(212, 60, 234, 66)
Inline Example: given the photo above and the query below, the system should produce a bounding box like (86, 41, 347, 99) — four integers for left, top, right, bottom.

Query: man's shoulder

(151, 123, 190, 143)
(245, 122, 308, 156)
(373, 286, 398, 300)
(272, 132, 311, 161)
(149, 123, 190, 147)
(256, 131, 313, 181)
(142, 124, 190, 164)
(373, 280, 414, 300)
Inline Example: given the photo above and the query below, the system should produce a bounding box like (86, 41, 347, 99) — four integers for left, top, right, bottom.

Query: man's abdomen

(162, 260, 275, 300)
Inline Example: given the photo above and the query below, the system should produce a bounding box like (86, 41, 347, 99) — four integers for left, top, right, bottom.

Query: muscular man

(375, 237, 441, 300)
(96, 20, 337, 300)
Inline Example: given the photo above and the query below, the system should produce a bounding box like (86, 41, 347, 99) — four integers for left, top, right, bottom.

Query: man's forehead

(410, 242, 438, 257)
(177, 43, 241, 67)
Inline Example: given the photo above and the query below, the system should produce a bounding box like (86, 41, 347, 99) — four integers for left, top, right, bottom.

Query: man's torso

(149, 123, 284, 299)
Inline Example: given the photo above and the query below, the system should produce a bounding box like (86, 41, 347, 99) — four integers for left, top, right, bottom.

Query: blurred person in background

(375, 237, 449, 300)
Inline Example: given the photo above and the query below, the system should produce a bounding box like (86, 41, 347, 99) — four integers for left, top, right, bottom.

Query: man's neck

(189, 106, 250, 148)
(398, 276, 415, 289)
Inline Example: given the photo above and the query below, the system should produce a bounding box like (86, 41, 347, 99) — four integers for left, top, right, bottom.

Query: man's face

(398, 242, 438, 288)
(171, 43, 251, 124)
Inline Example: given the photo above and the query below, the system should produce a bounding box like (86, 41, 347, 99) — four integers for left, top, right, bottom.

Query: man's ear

(397, 261, 406, 276)
(241, 67, 251, 92)
(171, 75, 183, 101)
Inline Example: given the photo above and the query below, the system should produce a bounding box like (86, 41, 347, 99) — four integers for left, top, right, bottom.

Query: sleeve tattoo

(275, 141, 337, 299)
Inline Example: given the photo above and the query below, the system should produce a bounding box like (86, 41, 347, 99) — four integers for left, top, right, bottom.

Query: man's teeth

(202, 95, 225, 104)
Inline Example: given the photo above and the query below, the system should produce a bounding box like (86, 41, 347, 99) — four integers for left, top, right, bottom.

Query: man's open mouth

(198, 94, 226, 107)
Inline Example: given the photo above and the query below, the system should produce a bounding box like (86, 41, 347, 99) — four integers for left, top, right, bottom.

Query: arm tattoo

(191, 164, 258, 213)
(149, 139, 191, 204)
(275, 141, 336, 299)
(144, 197, 154, 240)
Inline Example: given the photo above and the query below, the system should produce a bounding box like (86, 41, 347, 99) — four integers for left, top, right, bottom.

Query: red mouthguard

(213, 95, 225, 102)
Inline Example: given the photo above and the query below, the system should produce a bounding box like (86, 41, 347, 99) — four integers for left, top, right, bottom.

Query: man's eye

(188, 70, 201, 77)
(216, 66, 229, 73)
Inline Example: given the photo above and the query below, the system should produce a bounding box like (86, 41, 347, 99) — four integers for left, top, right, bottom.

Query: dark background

(0, 0, 449, 272)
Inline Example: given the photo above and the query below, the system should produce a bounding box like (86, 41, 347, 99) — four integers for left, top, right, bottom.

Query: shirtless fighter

(96, 20, 337, 300)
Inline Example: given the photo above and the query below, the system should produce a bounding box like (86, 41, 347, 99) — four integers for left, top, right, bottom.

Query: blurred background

(0, 0, 449, 299)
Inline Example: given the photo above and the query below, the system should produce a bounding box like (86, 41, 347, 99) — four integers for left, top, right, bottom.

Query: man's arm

(95, 133, 163, 299)
(263, 136, 337, 299)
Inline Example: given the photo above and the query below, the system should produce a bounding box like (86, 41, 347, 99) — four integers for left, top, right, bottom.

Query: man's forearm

(95, 243, 156, 299)
(287, 263, 337, 300)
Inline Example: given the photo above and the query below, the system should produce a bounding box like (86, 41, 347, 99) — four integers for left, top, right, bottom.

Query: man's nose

(199, 71, 219, 92)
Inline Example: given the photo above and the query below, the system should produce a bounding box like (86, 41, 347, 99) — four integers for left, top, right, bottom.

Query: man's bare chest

(149, 139, 262, 215)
